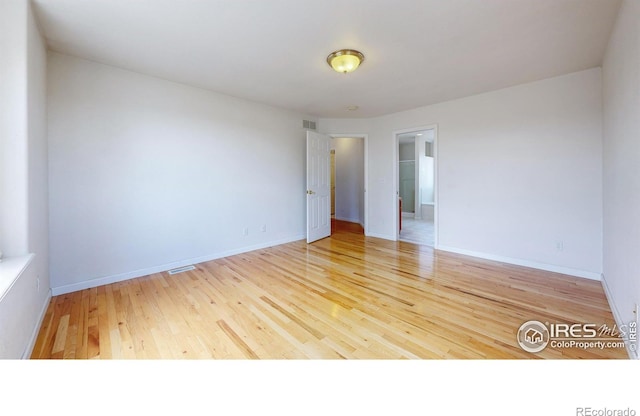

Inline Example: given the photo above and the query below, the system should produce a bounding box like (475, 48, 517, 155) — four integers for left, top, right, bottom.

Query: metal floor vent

(168, 265, 196, 275)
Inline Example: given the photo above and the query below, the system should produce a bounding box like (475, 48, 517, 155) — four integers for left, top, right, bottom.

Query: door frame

(393, 125, 438, 247)
(328, 133, 369, 235)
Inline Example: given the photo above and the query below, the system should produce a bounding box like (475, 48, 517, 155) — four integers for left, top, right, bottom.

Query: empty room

(1, 0, 639, 372)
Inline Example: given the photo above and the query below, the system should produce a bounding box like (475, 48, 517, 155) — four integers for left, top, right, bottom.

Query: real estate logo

(517, 319, 634, 354)
(517, 320, 550, 353)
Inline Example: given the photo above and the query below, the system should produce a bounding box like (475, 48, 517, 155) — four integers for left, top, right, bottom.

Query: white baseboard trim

(365, 232, 395, 241)
(601, 273, 638, 359)
(22, 289, 52, 359)
(437, 245, 602, 281)
(335, 216, 361, 224)
(51, 234, 305, 296)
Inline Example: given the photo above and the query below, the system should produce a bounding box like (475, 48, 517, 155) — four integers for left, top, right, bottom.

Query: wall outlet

(36, 277, 40, 292)
(243, 227, 249, 236)
(261, 224, 266, 233)
(556, 241, 564, 251)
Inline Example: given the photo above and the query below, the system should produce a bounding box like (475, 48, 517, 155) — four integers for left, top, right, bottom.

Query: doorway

(330, 137, 365, 234)
(395, 127, 437, 246)
(308, 132, 368, 239)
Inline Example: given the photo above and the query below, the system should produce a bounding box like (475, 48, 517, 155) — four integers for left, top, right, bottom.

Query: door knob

(307, 190, 315, 195)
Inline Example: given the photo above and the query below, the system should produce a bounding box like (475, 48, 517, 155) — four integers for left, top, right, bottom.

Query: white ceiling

(32, 0, 622, 118)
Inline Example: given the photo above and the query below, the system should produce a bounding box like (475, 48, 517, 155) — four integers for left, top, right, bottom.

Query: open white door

(306, 130, 331, 243)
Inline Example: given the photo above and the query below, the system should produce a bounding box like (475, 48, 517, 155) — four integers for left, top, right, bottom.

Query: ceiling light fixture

(327, 49, 365, 74)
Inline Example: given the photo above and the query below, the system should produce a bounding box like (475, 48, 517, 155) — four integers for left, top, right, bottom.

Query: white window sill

(0, 254, 34, 302)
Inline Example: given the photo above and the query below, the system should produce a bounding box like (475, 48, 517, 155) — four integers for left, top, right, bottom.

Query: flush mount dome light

(327, 49, 365, 73)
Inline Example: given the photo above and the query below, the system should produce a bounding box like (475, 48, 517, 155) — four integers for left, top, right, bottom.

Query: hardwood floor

(31, 221, 628, 359)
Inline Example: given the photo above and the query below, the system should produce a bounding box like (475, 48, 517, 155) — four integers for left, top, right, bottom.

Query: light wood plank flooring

(31, 221, 628, 359)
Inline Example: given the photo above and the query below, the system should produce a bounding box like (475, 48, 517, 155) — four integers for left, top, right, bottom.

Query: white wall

(48, 53, 308, 294)
(0, 0, 50, 359)
(0, 255, 43, 358)
(0, 0, 29, 257)
(333, 137, 364, 225)
(602, 0, 640, 357)
(320, 68, 604, 278)
(27, 0, 50, 317)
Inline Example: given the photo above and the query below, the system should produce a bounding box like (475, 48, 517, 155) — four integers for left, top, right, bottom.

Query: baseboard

(22, 289, 52, 359)
(437, 245, 602, 281)
(335, 216, 361, 224)
(51, 234, 305, 296)
(365, 232, 395, 241)
(601, 273, 638, 359)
